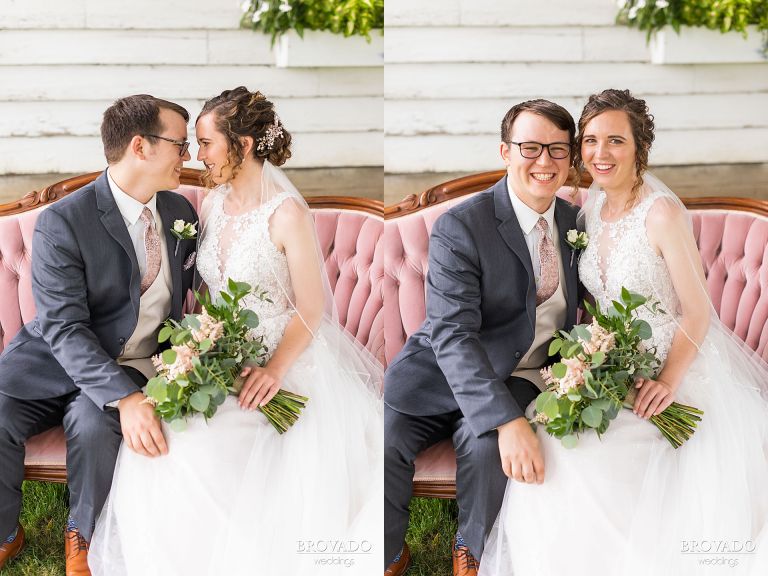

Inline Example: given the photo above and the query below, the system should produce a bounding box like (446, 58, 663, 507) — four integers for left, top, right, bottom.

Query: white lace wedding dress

(479, 190, 768, 575)
(89, 187, 383, 576)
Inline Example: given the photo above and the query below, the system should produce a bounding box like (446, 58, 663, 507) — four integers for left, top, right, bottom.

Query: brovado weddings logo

(681, 539, 757, 569)
(296, 539, 373, 569)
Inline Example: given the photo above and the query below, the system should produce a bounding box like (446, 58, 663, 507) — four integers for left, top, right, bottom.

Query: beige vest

(511, 226, 568, 392)
(117, 217, 173, 379)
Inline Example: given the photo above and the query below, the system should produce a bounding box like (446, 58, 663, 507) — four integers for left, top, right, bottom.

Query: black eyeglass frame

(143, 134, 190, 157)
(508, 141, 572, 160)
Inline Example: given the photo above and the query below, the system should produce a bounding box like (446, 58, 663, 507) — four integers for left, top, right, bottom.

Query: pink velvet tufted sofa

(0, 168, 384, 482)
(385, 169, 768, 498)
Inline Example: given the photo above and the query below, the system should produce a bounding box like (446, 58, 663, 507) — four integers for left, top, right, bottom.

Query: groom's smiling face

(501, 111, 571, 214)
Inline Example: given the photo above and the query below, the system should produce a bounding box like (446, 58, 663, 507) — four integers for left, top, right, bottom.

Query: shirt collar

(506, 175, 556, 236)
(107, 169, 158, 227)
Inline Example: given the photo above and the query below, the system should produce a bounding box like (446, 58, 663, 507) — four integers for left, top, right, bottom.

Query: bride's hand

(633, 377, 676, 419)
(238, 365, 283, 410)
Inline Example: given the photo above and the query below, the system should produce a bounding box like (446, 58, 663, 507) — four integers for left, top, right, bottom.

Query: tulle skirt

(479, 328, 768, 576)
(89, 322, 383, 575)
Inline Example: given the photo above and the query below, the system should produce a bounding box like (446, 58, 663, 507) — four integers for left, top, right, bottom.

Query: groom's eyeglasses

(143, 134, 190, 157)
(509, 141, 572, 160)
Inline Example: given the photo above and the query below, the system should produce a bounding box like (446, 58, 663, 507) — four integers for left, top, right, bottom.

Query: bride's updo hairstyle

(198, 86, 292, 186)
(575, 88, 655, 204)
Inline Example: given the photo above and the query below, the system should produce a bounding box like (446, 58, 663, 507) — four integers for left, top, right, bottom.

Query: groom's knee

(64, 396, 121, 450)
(0, 395, 27, 443)
(455, 426, 502, 471)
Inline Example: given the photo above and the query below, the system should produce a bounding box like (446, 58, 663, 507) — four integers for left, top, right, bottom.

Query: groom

(384, 100, 581, 576)
(0, 95, 197, 573)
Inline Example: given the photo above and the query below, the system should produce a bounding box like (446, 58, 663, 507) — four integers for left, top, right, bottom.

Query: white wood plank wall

(384, 0, 768, 173)
(0, 0, 383, 173)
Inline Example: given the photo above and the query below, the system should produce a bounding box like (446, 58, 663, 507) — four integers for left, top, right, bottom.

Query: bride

(479, 89, 768, 575)
(89, 87, 383, 575)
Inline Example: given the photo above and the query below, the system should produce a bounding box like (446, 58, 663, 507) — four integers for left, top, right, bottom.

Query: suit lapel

(554, 199, 579, 326)
(156, 192, 183, 319)
(493, 178, 536, 328)
(95, 172, 140, 318)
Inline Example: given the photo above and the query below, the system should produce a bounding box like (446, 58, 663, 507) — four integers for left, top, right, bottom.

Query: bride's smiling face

(580, 110, 637, 194)
(196, 112, 234, 184)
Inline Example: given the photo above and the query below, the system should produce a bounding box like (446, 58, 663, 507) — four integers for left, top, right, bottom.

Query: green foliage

(617, 0, 768, 50)
(240, 0, 384, 45)
(532, 288, 704, 448)
(147, 279, 308, 434)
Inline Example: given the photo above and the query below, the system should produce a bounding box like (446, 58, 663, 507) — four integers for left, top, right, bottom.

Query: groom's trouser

(384, 377, 540, 567)
(0, 368, 144, 542)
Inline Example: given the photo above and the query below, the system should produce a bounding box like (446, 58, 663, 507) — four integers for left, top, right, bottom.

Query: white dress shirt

(506, 175, 557, 288)
(107, 169, 159, 280)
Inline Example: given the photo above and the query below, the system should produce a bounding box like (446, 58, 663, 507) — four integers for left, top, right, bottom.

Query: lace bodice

(579, 191, 681, 362)
(197, 186, 295, 356)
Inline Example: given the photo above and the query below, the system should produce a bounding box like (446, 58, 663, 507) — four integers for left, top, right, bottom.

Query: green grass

(404, 498, 458, 576)
(2, 482, 67, 576)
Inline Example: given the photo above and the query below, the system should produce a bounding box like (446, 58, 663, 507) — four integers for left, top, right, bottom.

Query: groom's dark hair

(101, 95, 189, 163)
(501, 99, 576, 158)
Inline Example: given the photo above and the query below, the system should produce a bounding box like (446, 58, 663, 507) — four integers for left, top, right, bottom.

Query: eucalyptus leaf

(190, 391, 210, 412)
(634, 320, 652, 340)
(145, 377, 168, 403)
(581, 405, 603, 428)
(573, 325, 591, 342)
(548, 338, 562, 356)
(158, 326, 173, 343)
(161, 349, 177, 365)
(541, 393, 560, 420)
(169, 419, 187, 433)
(561, 434, 578, 449)
(551, 363, 567, 379)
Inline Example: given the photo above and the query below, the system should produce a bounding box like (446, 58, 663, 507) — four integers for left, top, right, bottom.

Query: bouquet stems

(258, 390, 309, 434)
(623, 388, 704, 449)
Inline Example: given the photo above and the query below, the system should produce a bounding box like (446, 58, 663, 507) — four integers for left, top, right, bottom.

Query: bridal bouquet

(531, 288, 703, 449)
(146, 278, 309, 434)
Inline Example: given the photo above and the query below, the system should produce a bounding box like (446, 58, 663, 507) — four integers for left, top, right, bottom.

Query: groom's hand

(117, 392, 168, 457)
(497, 417, 545, 484)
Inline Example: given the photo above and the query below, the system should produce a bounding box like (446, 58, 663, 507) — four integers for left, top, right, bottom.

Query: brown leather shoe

(452, 538, 479, 576)
(0, 524, 25, 569)
(64, 528, 91, 576)
(385, 542, 411, 576)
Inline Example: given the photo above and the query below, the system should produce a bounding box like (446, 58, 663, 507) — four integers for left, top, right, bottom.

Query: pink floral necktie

(535, 217, 558, 305)
(139, 207, 161, 295)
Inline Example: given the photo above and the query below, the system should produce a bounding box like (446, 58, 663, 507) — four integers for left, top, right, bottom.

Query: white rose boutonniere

(565, 229, 589, 266)
(172, 219, 197, 240)
(171, 220, 198, 256)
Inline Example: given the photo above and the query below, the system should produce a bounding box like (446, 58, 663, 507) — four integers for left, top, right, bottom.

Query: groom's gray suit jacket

(0, 171, 198, 409)
(384, 177, 580, 437)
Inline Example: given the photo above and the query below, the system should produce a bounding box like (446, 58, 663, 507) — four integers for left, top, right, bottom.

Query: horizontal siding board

(385, 63, 768, 99)
(0, 97, 383, 137)
(385, 94, 768, 135)
(385, 27, 583, 63)
(0, 132, 384, 173)
(0, 66, 383, 100)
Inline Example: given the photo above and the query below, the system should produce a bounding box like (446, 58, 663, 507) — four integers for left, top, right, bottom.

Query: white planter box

(650, 26, 767, 64)
(274, 30, 383, 68)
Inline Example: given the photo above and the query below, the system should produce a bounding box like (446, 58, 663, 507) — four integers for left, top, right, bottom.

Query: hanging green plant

(241, 0, 383, 46)
(616, 0, 768, 52)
